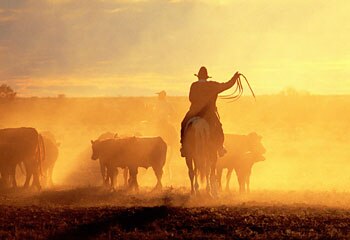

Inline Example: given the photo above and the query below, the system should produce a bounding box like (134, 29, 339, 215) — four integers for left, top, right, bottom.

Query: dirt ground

(1, 187, 349, 239)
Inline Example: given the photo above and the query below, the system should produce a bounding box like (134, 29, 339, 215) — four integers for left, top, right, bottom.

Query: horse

(183, 117, 218, 196)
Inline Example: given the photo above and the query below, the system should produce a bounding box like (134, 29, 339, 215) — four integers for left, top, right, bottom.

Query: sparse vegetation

(0, 84, 16, 100)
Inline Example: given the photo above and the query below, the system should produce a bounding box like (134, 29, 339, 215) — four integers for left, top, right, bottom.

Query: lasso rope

(219, 73, 256, 102)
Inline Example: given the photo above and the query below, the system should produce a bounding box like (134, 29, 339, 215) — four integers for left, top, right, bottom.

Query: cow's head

(247, 132, 266, 162)
(90, 139, 100, 160)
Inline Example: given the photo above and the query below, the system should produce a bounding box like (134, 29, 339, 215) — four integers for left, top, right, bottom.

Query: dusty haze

(0, 93, 349, 199)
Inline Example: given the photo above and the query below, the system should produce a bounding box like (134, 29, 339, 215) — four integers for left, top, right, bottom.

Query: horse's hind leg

(194, 168, 200, 194)
(206, 165, 211, 195)
(210, 159, 218, 197)
(185, 157, 195, 195)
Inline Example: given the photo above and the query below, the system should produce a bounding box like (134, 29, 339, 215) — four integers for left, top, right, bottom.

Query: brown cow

(0, 127, 44, 190)
(217, 132, 266, 193)
(91, 136, 167, 191)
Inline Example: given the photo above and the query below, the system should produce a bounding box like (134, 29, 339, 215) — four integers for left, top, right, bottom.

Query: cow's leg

(0, 170, 10, 188)
(49, 161, 57, 187)
(153, 167, 163, 190)
(110, 168, 118, 191)
(32, 171, 41, 191)
(100, 161, 108, 187)
(185, 157, 195, 195)
(48, 166, 54, 187)
(128, 167, 139, 191)
(165, 145, 173, 183)
(23, 161, 32, 188)
(217, 167, 223, 191)
(225, 168, 233, 192)
(123, 168, 128, 188)
(10, 165, 17, 188)
(106, 165, 115, 190)
(246, 172, 251, 194)
(32, 159, 41, 191)
(134, 168, 139, 191)
(236, 170, 245, 194)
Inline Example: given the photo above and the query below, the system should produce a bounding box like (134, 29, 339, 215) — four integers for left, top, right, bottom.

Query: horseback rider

(154, 90, 175, 123)
(180, 66, 240, 157)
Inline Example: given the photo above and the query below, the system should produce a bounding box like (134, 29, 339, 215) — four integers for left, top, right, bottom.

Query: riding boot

(218, 145, 227, 157)
(180, 146, 186, 157)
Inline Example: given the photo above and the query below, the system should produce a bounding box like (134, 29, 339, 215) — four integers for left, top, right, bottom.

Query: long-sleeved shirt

(188, 79, 235, 116)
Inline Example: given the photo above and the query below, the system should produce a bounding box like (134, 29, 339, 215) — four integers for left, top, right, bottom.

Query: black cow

(93, 132, 128, 189)
(0, 127, 44, 189)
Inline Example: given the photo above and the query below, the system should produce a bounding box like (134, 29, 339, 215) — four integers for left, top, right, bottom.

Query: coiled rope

(219, 73, 256, 102)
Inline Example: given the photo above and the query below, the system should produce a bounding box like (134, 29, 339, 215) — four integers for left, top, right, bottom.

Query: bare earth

(1, 187, 349, 239)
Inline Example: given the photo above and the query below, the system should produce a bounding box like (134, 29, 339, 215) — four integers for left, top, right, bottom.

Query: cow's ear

(91, 140, 94, 144)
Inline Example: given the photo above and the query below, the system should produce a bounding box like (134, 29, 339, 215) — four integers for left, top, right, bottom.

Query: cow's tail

(37, 134, 45, 176)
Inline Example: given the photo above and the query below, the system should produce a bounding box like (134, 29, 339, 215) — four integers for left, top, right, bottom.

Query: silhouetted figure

(180, 67, 240, 157)
(154, 90, 178, 182)
(154, 90, 176, 123)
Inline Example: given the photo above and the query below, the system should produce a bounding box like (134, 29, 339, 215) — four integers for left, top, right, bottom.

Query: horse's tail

(193, 118, 210, 183)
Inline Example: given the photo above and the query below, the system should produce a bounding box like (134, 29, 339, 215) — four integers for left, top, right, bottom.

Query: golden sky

(0, 0, 349, 96)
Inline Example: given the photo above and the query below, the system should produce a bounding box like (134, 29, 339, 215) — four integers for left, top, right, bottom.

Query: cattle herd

(0, 127, 265, 195)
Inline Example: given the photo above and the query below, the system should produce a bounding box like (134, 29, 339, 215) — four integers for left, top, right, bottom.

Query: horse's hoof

(152, 186, 162, 193)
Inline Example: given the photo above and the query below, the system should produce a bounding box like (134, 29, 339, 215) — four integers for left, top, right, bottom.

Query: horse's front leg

(206, 163, 211, 195)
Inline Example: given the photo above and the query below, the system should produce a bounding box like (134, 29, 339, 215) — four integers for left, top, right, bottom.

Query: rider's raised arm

(216, 71, 240, 93)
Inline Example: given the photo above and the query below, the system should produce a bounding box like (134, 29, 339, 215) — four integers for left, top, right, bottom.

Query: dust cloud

(0, 92, 349, 207)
